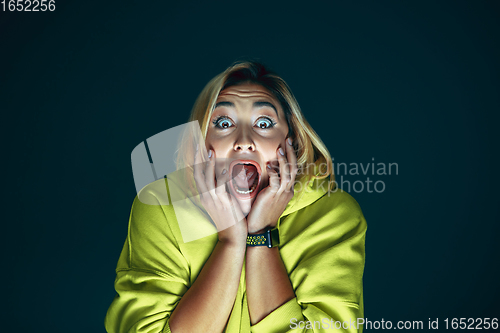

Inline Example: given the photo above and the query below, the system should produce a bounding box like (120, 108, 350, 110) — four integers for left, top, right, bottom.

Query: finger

(229, 194, 246, 224)
(215, 168, 231, 210)
(267, 164, 280, 193)
(215, 168, 229, 198)
(285, 137, 298, 191)
(217, 191, 244, 231)
(278, 146, 291, 181)
(193, 144, 209, 196)
(205, 149, 217, 194)
(269, 158, 280, 174)
(277, 147, 291, 195)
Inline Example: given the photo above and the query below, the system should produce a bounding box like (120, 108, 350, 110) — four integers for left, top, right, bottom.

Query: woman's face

(205, 82, 289, 215)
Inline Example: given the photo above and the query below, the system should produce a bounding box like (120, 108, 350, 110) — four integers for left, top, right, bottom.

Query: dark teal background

(2, 1, 499, 331)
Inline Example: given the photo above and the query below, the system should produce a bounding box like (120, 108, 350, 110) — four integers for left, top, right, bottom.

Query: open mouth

(228, 160, 262, 199)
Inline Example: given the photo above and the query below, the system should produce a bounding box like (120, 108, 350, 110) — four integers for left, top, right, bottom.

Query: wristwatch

(246, 227, 280, 248)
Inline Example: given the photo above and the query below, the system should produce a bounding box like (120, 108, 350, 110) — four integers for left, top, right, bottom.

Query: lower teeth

(234, 178, 258, 194)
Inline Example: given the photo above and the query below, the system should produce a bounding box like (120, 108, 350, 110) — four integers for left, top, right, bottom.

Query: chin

(234, 193, 257, 217)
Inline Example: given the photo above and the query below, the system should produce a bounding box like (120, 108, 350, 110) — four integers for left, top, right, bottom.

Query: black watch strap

(246, 228, 280, 248)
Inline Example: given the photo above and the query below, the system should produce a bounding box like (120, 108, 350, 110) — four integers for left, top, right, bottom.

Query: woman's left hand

(246, 137, 298, 234)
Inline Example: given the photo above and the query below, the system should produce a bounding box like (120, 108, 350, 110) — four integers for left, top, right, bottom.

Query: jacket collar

(281, 172, 332, 217)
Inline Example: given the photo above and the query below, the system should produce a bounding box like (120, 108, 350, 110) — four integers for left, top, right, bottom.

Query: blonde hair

(175, 60, 334, 199)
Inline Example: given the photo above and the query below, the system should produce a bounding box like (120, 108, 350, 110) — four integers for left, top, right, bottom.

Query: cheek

(205, 133, 224, 152)
(258, 138, 283, 156)
(208, 141, 230, 155)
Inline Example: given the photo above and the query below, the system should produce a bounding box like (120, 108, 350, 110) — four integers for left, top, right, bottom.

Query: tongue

(233, 164, 258, 188)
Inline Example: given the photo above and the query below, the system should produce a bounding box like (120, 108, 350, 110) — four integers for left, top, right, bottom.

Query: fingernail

(287, 138, 293, 145)
(279, 147, 285, 156)
(208, 150, 212, 158)
(222, 168, 227, 175)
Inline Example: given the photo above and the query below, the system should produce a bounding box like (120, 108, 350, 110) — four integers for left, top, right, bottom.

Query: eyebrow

(214, 101, 279, 118)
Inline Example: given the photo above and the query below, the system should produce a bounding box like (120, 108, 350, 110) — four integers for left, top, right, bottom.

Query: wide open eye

(255, 117, 276, 129)
(213, 116, 233, 129)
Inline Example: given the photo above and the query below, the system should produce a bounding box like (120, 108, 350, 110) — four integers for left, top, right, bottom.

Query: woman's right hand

(193, 145, 248, 246)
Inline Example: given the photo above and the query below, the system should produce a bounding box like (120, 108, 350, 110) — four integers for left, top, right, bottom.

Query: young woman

(105, 61, 367, 332)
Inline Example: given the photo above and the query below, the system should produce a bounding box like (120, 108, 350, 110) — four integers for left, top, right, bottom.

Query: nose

(234, 143, 255, 151)
(233, 131, 255, 152)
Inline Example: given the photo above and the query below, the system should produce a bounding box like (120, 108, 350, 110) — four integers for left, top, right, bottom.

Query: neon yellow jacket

(105, 173, 367, 332)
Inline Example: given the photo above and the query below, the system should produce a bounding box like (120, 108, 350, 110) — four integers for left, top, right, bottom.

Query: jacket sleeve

(105, 187, 191, 333)
(250, 192, 367, 333)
